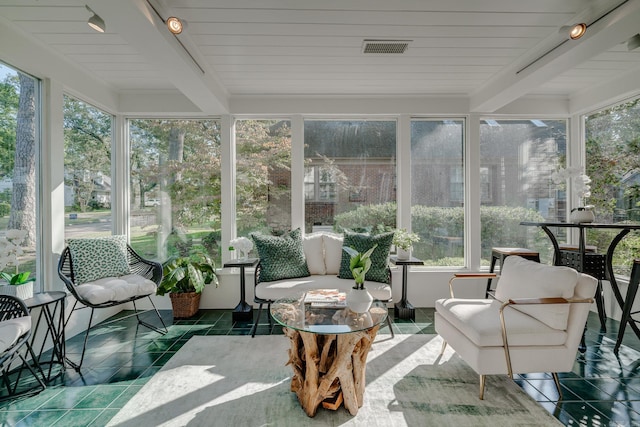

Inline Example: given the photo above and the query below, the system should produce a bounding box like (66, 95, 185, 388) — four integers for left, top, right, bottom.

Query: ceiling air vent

(362, 39, 411, 54)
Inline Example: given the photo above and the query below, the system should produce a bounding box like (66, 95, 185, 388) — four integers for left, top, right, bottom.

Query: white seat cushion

(74, 274, 156, 305)
(0, 316, 31, 354)
(303, 233, 326, 275)
(435, 298, 567, 347)
(255, 275, 392, 302)
(494, 256, 578, 330)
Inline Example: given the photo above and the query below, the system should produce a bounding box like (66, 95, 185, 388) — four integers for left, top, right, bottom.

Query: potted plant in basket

(156, 252, 219, 318)
(343, 244, 377, 313)
(0, 229, 35, 300)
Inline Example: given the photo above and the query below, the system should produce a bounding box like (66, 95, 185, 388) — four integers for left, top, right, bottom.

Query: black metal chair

(614, 259, 640, 354)
(58, 244, 168, 371)
(0, 295, 46, 400)
(249, 263, 395, 338)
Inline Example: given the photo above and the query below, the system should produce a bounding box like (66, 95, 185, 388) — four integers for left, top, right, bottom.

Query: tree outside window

(0, 63, 39, 285)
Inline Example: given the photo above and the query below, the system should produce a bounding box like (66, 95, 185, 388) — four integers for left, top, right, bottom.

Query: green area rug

(107, 334, 561, 426)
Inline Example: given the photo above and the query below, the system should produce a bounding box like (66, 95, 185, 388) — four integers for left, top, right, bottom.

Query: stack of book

(303, 289, 347, 308)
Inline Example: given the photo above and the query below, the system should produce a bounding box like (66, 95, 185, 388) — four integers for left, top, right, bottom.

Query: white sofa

(435, 256, 597, 399)
(250, 231, 393, 336)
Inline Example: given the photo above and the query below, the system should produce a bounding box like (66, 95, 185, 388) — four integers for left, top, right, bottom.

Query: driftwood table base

(283, 325, 380, 417)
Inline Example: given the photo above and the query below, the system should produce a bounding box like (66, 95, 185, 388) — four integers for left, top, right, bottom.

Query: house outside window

(64, 95, 113, 240)
(479, 119, 567, 264)
(304, 166, 337, 202)
(303, 120, 396, 233)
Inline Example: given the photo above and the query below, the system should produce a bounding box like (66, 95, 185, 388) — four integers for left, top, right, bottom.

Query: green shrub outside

(333, 203, 549, 265)
(0, 202, 10, 217)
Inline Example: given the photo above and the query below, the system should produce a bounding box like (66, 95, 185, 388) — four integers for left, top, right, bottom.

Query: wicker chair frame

(0, 295, 46, 400)
(58, 245, 167, 371)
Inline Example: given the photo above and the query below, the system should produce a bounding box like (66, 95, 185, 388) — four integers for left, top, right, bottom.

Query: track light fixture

(166, 16, 184, 35)
(569, 23, 587, 39)
(86, 5, 105, 33)
(628, 34, 640, 51)
(559, 23, 587, 40)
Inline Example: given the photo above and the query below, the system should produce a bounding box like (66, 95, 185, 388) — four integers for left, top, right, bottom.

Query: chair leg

(250, 303, 264, 338)
(385, 315, 395, 337)
(615, 263, 640, 354)
(67, 307, 95, 372)
(17, 351, 46, 393)
(132, 298, 168, 335)
(440, 340, 447, 355)
(0, 341, 47, 401)
(486, 255, 498, 298)
(479, 375, 486, 400)
(552, 372, 563, 400)
(594, 280, 607, 331)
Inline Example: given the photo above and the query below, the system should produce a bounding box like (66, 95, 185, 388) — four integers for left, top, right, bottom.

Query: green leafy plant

(342, 244, 377, 289)
(156, 253, 219, 296)
(0, 229, 35, 286)
(392, 228, 420, 251)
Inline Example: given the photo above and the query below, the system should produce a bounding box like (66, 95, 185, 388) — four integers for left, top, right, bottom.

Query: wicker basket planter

(169, 292, 201, 319)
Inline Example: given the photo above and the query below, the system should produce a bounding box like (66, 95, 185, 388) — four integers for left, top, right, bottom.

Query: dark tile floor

(1, 308, 640, 426)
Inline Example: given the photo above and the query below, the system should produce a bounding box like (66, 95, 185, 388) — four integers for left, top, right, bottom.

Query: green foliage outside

(334, 202, 549, 265)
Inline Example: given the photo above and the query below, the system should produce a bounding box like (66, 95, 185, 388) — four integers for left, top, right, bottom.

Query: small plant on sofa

(342, 244, 377, 290)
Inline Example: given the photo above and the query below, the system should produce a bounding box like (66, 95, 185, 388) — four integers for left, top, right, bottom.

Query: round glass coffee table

(270, 291, 388, 417)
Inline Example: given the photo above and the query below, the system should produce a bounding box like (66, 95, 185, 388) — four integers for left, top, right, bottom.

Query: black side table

(390, 255, 424, 320)
(22, 291, 67, 382)
(224, 258, 259, 322)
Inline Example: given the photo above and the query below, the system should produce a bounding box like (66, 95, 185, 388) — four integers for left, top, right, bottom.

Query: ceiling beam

(90, 0, 229, 114)
(469, 0, 640, 113)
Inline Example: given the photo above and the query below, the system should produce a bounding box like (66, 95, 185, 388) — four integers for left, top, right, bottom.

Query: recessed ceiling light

(167, 16, 184, 35)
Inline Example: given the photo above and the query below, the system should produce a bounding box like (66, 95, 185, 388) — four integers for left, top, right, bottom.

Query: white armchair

(435, 256, 597, 399)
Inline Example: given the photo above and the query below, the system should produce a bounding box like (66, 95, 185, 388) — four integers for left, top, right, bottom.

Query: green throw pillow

(68, 235, 130, 284)
(251, 229, 310, 282)
(339, 231, 393, 284)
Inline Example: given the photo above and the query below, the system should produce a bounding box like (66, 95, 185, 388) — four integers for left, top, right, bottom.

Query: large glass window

(0, 63, 39, 289)
(303, 120, 396, 233)
(129, 119, 221, 264)
(64, 96, 113, 240)
(235, 119, 292, 238)
(479, 119, 567, 264)
(411, 119, 464, 265)
(585, 98, 640, 276)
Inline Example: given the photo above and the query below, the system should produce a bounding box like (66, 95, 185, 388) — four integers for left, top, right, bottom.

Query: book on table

(304, 289, 347, 308)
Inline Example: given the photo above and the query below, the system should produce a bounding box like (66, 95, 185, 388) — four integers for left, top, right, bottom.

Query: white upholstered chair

(435, 256, 597, 399)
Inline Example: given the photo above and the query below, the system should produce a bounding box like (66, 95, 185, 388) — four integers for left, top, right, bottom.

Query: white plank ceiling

(1, 0, 640, 113)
